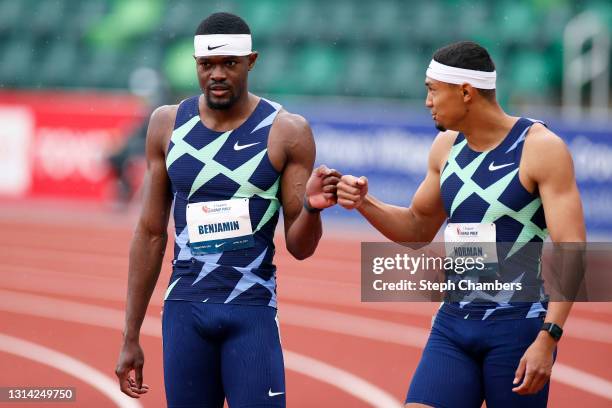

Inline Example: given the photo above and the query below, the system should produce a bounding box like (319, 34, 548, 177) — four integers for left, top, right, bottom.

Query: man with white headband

(115, 12, 340, 407)
(337, 41, 584, 407)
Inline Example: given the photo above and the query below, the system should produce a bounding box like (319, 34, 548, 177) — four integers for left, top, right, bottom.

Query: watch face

(544, 323, 562, 340)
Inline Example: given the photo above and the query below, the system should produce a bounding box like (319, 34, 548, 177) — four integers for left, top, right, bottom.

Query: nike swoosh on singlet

(268, 389, 285, 397)
(207, 44, 227, 50)
(488, 162, 515, 171)
(234, 141, 261, 151)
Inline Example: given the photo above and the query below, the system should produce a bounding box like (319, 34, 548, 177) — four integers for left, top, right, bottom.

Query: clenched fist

(305, 165, 342, 209)
(337, 175, 368, 210)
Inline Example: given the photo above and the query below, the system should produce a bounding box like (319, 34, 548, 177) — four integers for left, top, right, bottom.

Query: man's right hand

(337, 175, 368, 210)
(115, 340, 149, 398)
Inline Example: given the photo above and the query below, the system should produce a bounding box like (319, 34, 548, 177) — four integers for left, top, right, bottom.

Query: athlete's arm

(513, 124, 586, 395)
(531, 125, 585, 325)
(337, 131, 454, 243)
(115, 106, 175, 398)
(273, 112, 339, 260)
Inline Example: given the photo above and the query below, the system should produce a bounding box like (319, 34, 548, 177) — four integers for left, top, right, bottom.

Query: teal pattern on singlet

(439, 118, 549, 320)
(164, 96, 283, 308)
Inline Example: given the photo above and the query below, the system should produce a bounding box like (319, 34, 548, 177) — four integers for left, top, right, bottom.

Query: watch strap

(541, 322, 563, 341)
(303, 196, 322, 214)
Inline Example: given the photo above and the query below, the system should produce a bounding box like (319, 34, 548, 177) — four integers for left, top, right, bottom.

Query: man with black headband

(115, 12, 339, 407)
(337, 41, 585, 407)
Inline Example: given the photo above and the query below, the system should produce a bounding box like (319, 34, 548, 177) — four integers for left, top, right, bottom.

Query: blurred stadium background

(0, 1, 611, 407)
(0, 0, 611, 235)
(0, 0, 608, 103)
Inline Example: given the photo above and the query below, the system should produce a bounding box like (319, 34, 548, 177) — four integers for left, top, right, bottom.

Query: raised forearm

(285, 208, 322, 260)
(358, 194, 430, 243)
(123, 228, 168, 342)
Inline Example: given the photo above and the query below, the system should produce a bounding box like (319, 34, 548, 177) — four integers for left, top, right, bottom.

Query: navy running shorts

(406, 307, 555, 408)
(162, 301, 285, 408)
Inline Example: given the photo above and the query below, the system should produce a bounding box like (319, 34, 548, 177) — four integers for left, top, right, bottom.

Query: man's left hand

(305, 165, 342, 210)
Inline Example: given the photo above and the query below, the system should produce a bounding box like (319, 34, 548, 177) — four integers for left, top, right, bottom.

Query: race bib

(186, 198, 254, 255)
(444, 223, 498, 276)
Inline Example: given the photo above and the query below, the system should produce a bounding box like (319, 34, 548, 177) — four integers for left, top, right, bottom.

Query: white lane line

(4, 243, 612, 322)
(280, 304, 612, 401)
(1, 289, 611, 401)
(284, 350, 401, 408)
(0, 333, 141, 408)
(553, 364, 612, 401)
(3, 264, 612, 346)
(564, 317, 612, 344)
(0, 290, 403, 407)
(0, 289, 161, 338)
(281, 303, 430, 348)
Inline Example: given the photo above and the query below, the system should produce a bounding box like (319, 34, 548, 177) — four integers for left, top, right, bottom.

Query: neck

(457, 101, 517, 151)
(199, 91, 259, 131)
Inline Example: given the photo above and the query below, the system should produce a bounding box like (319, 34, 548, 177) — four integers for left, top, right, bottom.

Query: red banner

(0, 90, 146, 201)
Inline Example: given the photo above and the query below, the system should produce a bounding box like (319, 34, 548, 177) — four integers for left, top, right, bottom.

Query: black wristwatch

(541, 322, 563, 341)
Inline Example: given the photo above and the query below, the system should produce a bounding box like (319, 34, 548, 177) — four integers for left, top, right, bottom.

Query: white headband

(194, 34, 252, 57)
(426, 59, 496, 89)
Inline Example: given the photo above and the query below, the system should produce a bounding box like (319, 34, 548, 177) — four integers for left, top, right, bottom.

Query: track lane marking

(0, 289, 403, 407)
(0, 333, 142, 408)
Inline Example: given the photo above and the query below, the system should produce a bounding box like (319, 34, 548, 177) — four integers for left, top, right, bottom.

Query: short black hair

(433, 41, 496, 100)
(433, 41, 495, 72)
(195, 12, 250, 36)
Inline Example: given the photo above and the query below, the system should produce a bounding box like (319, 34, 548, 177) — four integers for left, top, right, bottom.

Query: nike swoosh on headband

(207, 44, 227, 50)
(195, 34, 252, 57)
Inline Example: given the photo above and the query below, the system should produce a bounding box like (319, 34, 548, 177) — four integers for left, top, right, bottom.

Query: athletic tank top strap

(497, 117, 545, 158)
(174, 96, 200, 129)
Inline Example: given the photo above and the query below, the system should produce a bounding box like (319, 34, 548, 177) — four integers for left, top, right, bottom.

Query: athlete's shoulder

(150, 104, 179, 125)
(267, 108, 315, 168)
(526, 121, 559, 140)
(272, 109, 312, 136)
(146, 104, 179, 150)
(523, 121, 574, 179)
(524, 122, 569, 157)
(430, 130, 459, 170)
(269, 109, 314, 152)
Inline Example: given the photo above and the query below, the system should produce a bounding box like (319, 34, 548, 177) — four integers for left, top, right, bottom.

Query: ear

(461, 83, 476, 103)
(247, 52, 259, 70)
